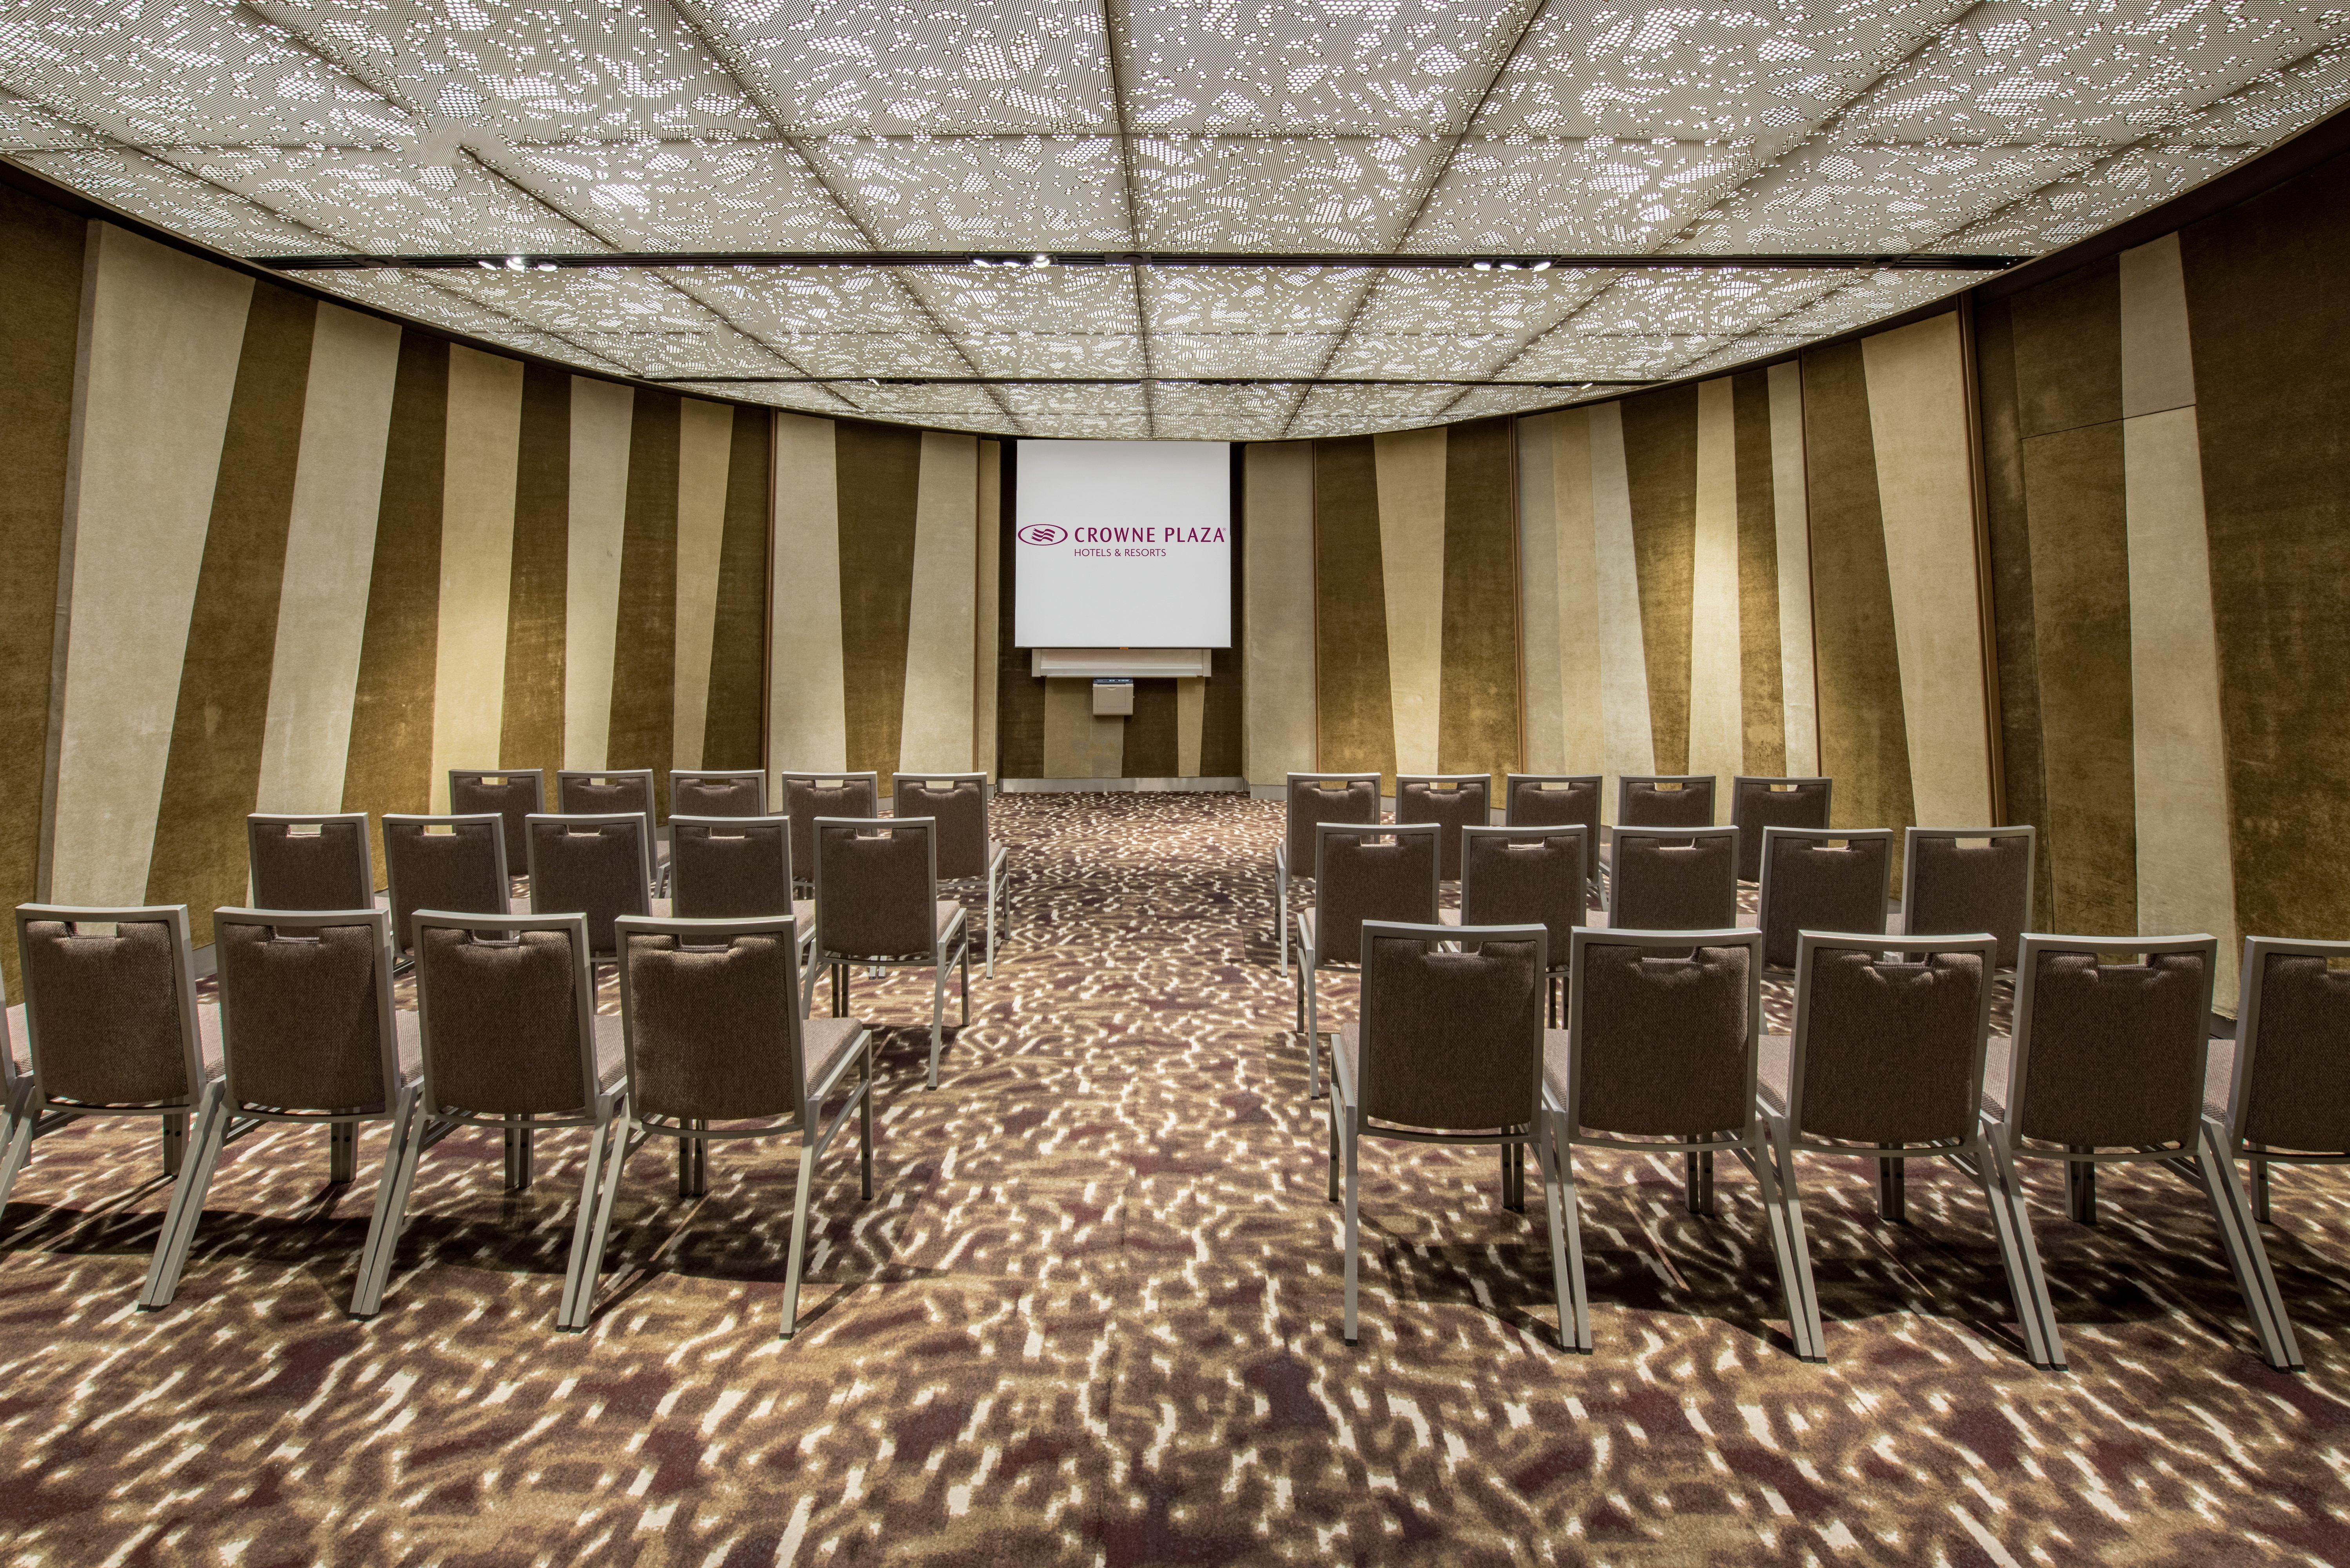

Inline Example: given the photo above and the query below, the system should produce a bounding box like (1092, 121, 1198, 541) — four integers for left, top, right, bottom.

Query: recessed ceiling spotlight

(1472, 260, 1493, 271)
(1030, 254, 1050, 268)
(535, 262, 556, 271)
(1498, 261, 1521, 270)
(476, 260, 496, 270)
(971, 256, 993, 267)
(1530, 260, 1552, 271)
(505, 256, 526, 270)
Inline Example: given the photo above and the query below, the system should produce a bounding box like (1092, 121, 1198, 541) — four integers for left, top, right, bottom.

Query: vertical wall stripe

(2120, 237, 2199, 420)
(993, 446, 1043, 779)
(498, 362, 571, 780)
(1732, 369, 1787, 775)
(771, 411, 847, 773)
(1313, 437, 1397, 783)
(835, 421, 923, 777)
(1176, 677, 1206, 776)
(50, 227, 253, 906)
(900, 430, 980, 774)
(1550, 410, 1607, 779)
(1586, 402, 1656, 815)
(1687, 377, 1743, 784)
(427, 345, 524, 812)
(1861, 314, 1995, 827)
(609, 391, 681, 809)
(1243, 440, 1315, 786)
(1621, 385, 1698, 776)
(1515, 412, 1565, 771)
(1373, 427, 1448, 778)
(974, 439, 1001, 780)
(1041, 678, 1121, 779)
(670, 397, 735, 773)
(2010, 260, 2124, 439)
(1203, 451, 1248, 777)
(1436, 416, 1518, 784)
(1126, 681, 1179, 777)
(146, 284, 314, 940)
(564, 377, 633, 771)
(1767, 361, 1819, 776)
(704, 404, 769, 771)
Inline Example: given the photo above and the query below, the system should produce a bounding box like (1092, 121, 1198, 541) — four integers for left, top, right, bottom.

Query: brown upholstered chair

(2224, 938, 2350, 1234)
(247, 813, 376, 912)
(808, 817, 970, 1089)
(1899, 826, 2034, 968)
(1728, 776, 1832, 883)
(1454, 824, 1587, 1025)
(354, 911, 626, 1322)
(1761, 933, 2056, 1366)
(559, 768, 662, 881)
(570, 913, 875, 1336)
(1276, 772, 1381, 976)
(1994, 934, 2297, 1371)
(0, 904, 221, 1307)
(383, 814, 521, 961)
(1756, 827, 1891, 972)
(526, 812, 667, 963)
(1326, 921, 1567, 1346)
(1604, 825, 1739, 933)
(142, 907, 418, 1312)
(1505, 774, 1603, 891)
(668, 816, 815, 976)
(1396, 774, 1490, 884)
(669, 769, 766, 819)
(893, 773, 1011, 977)
(778, 771, 880, 895)
(449, 769, 543, 871)
(1294, 821, 1439, 1100)
(1617, 774, 1715, 829)
(1543, 926, 1808, 1356)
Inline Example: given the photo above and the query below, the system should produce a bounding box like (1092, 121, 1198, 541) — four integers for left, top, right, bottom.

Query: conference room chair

(558, 770, 661, 879)
(670, 769, 766, 818)
(1899, 826, 2035, 969)
(1756, 827, 1892, 972)
(1453, 824, 1587, 1026)
(382, 813, 522, 963)
(1603, 825, 1739, 933)
(246, 813, 376, 912)
(2223, 936, 2350, 1234)
(893, 773, 1011, 977)
(778, 771, 880, 894)
(1396, 774, 1490, 884)
(1276, 772, 1381, 977)
(142, 907, 418, 1312)
(526, 812, 665, 966)
(1728, 776, 1832, 883)
(568, 913, 874, 1337)
(1326, 920, 1566, 1347)
(1617, 774, 1716, 829)
(1543, 926, 1811, 1357)
(1993, 934, 2297, 1371)
(667, 815, 816, 985)
(807, 816, 970, 1089)
(449, 768, 543, 874)
(1761, 933, 2057, 1367)
(1505, 774, 1603, 895)
(1294, 821, 1439, 1100)
(353, 911, 625, 1323)
(0, 904, 220, 1305)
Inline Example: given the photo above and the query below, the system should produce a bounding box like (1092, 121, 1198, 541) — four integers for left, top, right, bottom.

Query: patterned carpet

(1, 791, 2347, 1566)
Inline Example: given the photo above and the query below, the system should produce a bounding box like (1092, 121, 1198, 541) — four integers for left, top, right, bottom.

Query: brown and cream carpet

(1, 791, 2346, 1566)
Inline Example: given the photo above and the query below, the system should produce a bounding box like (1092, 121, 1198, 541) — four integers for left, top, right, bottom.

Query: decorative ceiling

(4, 0, 2346, 439)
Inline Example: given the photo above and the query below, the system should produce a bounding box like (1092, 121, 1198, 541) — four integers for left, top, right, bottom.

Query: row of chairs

(1328, 921, 2316, 1374)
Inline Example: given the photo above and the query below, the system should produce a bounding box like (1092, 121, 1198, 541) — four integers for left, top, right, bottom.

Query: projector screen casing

(1014, 440, 1231, 648)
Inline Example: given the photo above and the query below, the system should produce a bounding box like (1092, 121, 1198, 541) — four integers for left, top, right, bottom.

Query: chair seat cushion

(1333, 1024, 1362, 1109)
(1758, 1032, 1790, 1113)
(395, 1008, 423, 1080)
(594, 1011, 627, 1091)
(1541, 1027, 1570, 1104)
(803, 1017, 865, 1097)
(3, 1002, 25, 1083)
(2203, 1035, 2235, 1123)
(198, 1001, 224, 1076)
(1437, 908, 1461, 927)
(937, 900, 963, 938)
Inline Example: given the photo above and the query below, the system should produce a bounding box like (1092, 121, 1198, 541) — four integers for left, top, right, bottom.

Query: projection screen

(1013, 440, 1231, 648)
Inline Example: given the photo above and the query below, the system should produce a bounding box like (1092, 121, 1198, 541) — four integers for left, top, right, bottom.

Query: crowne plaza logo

(1016, 524, 1068, 546)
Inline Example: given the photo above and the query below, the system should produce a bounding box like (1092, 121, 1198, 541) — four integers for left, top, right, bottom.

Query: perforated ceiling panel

(4, 0, 2345, 438)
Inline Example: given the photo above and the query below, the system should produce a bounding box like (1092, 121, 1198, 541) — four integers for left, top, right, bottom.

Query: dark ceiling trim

(253, 249, 2025, 273)
(648, 374, 1658, 388)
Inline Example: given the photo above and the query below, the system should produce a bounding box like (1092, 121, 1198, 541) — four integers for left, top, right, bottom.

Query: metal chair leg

(330, 1122, 357, 1185)
(560, 1110, 626, 1331)
(163, 1112, 186, 1176)
(1546, 1114, 1592, 1352)
(351, 1096, 433, 1318)
(1877, 1155, 1907, 1223)
(928, 944, 947, 1089)
(857, 1047, 874, 1201)
(1340, 1113, 1362, 1345)
(140, 1083, 231, 1309)
(780, 1132, 823, 1339)
(2195, 1120, 2303, 1372)
(1770, 1122, 1827, 1363)
(1747, 1128, 1823, 1363)
(2065, 1147, 2096, 1224)
(504, 1116, 534, 1192)
(1276, 859, 1289, 976)
(351, 1086, 419, 1317)
(1685, 1139, 1715, 1216)
(677, 1120, 707, 1198)
(1985, 1125, 2065, 1369)
(2251, 1150, 2272, 1223)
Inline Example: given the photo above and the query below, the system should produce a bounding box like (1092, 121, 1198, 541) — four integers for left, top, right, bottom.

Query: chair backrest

(526, 813, 654, 959)
(1459, 825, 1586, 962)
(382, 814, 509, 957)
(1728, 776, 1832, 882)
(669, 816, 793, 920)
(1902, 826, 2034, 969)
(1618, 774, 1715, 829)
(2230, 937, 2350, 1154)
(1756, 827, 1891, 970)
(558, 769, 658, 834)
(448, 769, 543, 867)
(1504, 774, 1602, 883)
(15, 904, 204, 1111)
(670, 770, 766, 818)
(1395, 774, 1490, 882)
(247, 813, 374, 912)
(1285, 772, 1381, 876)
(1788, 933, 1994, 1147)
(1563, 927, 1761, 1139)
(779, 771, 880, 886)
(213, 907, 400, 1116)
(892, 772, 992, 880)
(814, 816, 940, 960)
(411, 912, 602, 1117)
(1607, 826, 1739, 933)
(1356, 921, 1546, 1131)
(2008, 934, 2217, 1150)
(1310, 822, 1440, 967)
(616, 914, 807, 1127)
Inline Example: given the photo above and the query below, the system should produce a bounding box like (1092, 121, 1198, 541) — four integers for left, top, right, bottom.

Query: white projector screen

(1014, 440, 1231, 648)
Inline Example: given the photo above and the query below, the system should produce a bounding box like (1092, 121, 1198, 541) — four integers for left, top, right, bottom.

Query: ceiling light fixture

(535, 262, 556, 271)
(1530, 260, 1552, 272)
(1472, 260, 1493, 271)
(504, 256, 526, 270)
(1029, 254, 1050, 268)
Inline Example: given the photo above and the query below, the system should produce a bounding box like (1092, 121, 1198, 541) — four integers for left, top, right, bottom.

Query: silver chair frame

(1898, 825, 2036, 959)
(891, 771, 1012, 978)
(1503, 773, 1604, 894)
(1728, 776, 1833, 882)
(1457, 823, 1588, 1027)
(1754, 826, 1893, 970)
(381, 812, 513, 960)
(1395, 773, 1493, 883)
(1616, 773, 1716, 826)
(2228, 935, 2350, 1232)
(245, 812, 376, 910)
(526, 810, 659, 923)
(670, 769, 767, 815)
(1603, 824, 1741, 931)
(1275, 771, 1381, 978)
(666, 814, 818, 976)
(777, 770, 883, 893)
(1294, 820, 1440, 1101)
(447, 768, 545, 854)
(805, 816, 972, 1090)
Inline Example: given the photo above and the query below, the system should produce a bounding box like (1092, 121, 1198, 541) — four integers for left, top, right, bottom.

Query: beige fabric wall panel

(1768, 361, 1820, 775)
(670, 397, 735, 773)
(1586, 401, 1656, 818)
(50, 226, 253, 906)
(900, 430, 981, 774)
(1861, 314, 1993, 826)
(1176, 677, 1205, 777)
(769, 411, 847, 774)
(427, 346, 523, 811)
(564, 376, 633, 771)
(2121, 236, 2198, 419)
(974, 439, 1001, 779)
(1242, 441, 1315, 786)
(1549, 410, 1607, 780)
(1373, 426, 1449, 777)
(1515, 411, 1565, 771)
(257, 301, 401, 816)
(1732, 369, 1787, 775)
(1687, 377, 1744, 784)
(1041, 677, 1123, 779)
